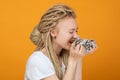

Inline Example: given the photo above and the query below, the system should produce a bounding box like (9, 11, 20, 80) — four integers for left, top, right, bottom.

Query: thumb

(70, 41, 76, 50)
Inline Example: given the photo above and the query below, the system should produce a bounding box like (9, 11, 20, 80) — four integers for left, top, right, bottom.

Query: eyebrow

(69, 27, 78, 30)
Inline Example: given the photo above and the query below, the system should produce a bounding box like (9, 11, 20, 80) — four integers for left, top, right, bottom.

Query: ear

(50, 29, 57, 38)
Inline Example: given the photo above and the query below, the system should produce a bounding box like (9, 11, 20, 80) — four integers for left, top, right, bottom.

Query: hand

(69, 42, 86, 61)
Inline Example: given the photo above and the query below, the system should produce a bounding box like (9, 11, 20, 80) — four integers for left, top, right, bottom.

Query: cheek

(61, 33, 72, 41)
(56, 33, 73, 50)
(57, 32, 73, 44)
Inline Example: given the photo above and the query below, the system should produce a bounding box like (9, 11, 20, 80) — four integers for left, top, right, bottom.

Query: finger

(81, 46, 86, 56)
(70, 41, 75, 50)
(75, 44, 81, 52)
(77, 46, 86, 57)
(79, 45, 84, 54)
(89, 47, 95, 53)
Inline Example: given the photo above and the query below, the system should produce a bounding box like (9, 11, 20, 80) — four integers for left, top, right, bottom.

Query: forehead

(56, 17, 78, 30)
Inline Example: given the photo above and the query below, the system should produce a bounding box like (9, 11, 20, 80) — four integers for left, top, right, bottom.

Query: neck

(41, 42, 62, 59)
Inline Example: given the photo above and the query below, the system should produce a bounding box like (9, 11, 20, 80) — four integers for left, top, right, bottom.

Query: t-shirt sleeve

(26, 54, 55, 80)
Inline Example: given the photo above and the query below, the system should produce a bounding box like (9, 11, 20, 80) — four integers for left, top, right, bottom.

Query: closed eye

(69, 31, 78, 34)
(69, 32, 74, 34)
(69, 28, 78, 33)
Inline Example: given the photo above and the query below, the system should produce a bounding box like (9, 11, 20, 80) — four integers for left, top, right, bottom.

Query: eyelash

(69, 32, 73, 34)
(69, 31, 78, 34)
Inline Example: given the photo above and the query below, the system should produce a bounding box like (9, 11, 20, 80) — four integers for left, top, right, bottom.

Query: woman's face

(53, 17, 79, 50)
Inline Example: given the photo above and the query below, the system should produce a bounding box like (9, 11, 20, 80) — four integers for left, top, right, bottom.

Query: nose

(73, 32, 79, 39)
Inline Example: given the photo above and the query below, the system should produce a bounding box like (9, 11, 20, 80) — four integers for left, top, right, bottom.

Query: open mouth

(69, 40, 75, 44)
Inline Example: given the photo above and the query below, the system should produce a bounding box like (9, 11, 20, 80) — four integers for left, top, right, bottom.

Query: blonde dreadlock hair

(30, 4, 76, 80)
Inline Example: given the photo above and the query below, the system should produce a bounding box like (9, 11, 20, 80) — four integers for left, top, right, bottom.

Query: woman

(24, 4, 96, 80)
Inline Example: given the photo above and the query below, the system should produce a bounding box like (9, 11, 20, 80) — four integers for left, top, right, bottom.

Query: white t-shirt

(24, 51, 65, 80)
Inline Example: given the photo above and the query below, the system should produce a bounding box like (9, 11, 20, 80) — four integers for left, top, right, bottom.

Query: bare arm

(74, 46, 96, 80)
(62, 58, 78, 80)
(43, 43, 85, 80)
(63, 44, 85, 80)
(43, 58, 78, 80)
(74, 58, 83, 80)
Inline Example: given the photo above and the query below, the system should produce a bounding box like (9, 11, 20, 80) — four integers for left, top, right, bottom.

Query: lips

(69, 39, 75, 44)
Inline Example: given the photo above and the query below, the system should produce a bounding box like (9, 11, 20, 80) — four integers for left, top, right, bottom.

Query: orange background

(0, 0, 120, 80)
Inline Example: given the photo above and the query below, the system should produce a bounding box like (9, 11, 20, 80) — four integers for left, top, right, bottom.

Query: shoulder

(27, 51, 54, 69)
(28, 51, 48, 64)
(25, 51, 55, 80)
